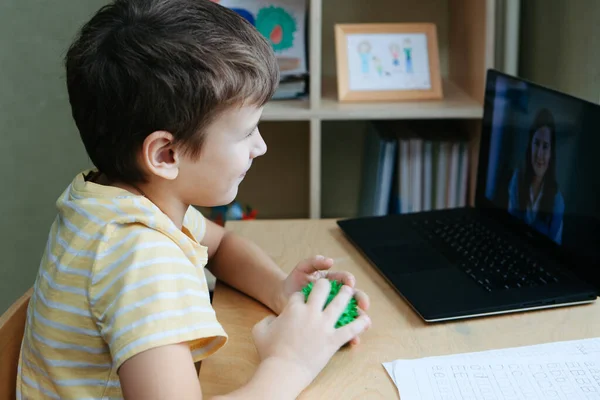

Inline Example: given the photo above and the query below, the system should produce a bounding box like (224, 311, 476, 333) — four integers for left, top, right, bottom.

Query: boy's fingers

(296, 256, 334, 281)
(302, 255, 333, 269)
(336, 315, 371, 345)
(306, 278, 331, 310)
(323, 285, 353, 323)
(325, 271, 355, 288)
(288, 291, 305, 305)
(343, 336, 360, 347)
(312, 255, 334, 267)
(346, 308, 369, 346)
(354, 289, 370, 311)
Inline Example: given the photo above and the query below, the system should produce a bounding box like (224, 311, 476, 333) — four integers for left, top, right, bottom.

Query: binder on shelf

(358, 120, 471, 218)
(434, 141, 451, 210)
(456, 141, 470, 208)
(409, 138, 423, 213)
(422, 140, 433, 212)
(397, 138, 411, 214)
(358, 122, 398, 217)
(446, 140, 460, 209)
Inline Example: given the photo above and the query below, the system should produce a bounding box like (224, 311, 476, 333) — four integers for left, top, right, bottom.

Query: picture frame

(334, 23, 443, 102)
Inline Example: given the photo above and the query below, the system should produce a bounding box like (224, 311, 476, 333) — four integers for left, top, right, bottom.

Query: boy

(16, 0, 371, 399)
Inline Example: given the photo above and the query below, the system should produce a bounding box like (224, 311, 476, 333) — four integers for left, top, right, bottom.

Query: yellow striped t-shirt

(17, 170, 228, 399)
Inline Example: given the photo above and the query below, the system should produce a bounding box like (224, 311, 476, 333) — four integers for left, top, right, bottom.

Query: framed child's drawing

(215, 0, 308, 77)
(334, 23, 443, 102)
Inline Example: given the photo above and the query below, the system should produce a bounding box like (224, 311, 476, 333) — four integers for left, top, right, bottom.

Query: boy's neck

(94, 173, 188, 229)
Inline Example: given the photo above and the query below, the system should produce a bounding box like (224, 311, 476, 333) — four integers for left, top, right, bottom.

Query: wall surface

(519, 0, 600, 103)
(0, 1, 105, 312)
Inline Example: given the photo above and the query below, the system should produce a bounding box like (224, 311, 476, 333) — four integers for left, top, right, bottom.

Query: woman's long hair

(517, 108, 558, 228)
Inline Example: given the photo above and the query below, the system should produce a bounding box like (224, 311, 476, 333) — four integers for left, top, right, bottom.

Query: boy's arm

(119, 343, 307, 400)
(201, 218, 287, 313)
(119, 281, 371, 399)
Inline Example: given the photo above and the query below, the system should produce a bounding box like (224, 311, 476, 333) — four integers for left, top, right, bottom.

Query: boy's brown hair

(65, 0, 279, 183)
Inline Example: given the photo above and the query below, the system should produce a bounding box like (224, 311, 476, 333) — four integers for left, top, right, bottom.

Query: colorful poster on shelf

(215, 0, 308, 77)
(346, 33, 431, 91)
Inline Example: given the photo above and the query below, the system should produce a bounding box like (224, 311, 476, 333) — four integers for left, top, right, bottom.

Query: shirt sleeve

(89, 223, 227, 370)
(183, 206, 208, 243)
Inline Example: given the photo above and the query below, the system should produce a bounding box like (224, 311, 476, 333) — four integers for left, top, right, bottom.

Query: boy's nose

(251, 131, 267, 158)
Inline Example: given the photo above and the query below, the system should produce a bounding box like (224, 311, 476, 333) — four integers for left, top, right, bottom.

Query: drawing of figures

(357, 41, 372, 75)
(403, 38, 413, 73)
(389, 43, 401, 69)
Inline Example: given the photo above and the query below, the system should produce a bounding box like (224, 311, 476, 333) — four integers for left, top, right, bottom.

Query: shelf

(262, 79, 483, 122)
(261, 97, 311, 121)
(252, 0, 494, 219)
(316, 78, 483, 120)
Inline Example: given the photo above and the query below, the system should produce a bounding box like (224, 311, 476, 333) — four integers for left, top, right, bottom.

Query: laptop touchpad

(369, 243, 451, 275)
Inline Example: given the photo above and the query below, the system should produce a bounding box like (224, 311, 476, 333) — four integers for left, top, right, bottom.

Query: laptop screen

(481, 71, 600, 277)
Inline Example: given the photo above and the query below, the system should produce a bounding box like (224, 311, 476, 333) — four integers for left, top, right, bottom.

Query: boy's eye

(246, 127, 257, 138)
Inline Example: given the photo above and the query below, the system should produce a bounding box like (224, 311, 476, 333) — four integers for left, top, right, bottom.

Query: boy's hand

(253, 278, 372, 391)
(274, 256, 370, 344)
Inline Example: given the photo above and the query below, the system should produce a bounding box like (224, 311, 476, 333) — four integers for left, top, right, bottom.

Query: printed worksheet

(383, 337, 600, 400)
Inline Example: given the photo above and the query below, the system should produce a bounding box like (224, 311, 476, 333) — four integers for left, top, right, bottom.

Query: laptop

(337, 69, 600, 322)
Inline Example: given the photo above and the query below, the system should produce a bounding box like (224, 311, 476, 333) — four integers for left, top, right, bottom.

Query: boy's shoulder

(50, 171, 211, 287)
(58, 170, 208, 244)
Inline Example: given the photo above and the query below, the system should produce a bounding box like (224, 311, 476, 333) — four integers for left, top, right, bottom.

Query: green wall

(519, 0, 600, 103)
(0, 1, 106, 312)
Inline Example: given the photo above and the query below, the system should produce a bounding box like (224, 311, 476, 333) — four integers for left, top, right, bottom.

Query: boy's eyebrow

(247, 120, 260, 133)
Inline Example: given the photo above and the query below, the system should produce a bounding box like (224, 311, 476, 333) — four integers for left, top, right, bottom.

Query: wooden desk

(200, 219, 600, 399)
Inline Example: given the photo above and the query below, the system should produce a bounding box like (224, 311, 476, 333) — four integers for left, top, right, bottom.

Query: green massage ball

(301, 280, 359, 328)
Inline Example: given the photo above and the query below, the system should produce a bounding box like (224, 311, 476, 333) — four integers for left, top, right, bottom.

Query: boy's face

(177, 104, 267, 207)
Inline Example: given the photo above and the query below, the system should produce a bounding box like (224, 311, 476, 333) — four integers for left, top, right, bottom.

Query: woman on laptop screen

(508, 108, 565, 244)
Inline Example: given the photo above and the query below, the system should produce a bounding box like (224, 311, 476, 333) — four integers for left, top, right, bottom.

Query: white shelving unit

(236, 0, 496, 220)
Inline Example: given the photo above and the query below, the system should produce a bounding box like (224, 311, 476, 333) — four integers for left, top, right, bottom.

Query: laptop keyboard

(411, 215, 561, 292)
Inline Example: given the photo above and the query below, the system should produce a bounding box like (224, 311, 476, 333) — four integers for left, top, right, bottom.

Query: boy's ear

(141, 131, 180, 180)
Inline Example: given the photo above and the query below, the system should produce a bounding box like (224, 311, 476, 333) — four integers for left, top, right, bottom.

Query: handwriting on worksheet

(383, 337, 600, 400)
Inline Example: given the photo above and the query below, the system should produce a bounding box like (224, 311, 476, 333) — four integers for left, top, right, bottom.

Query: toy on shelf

(210, 201, 258, 226)
(301, 280, 359, 328)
